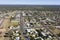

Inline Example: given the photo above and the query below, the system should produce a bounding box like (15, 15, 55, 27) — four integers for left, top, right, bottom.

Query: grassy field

(0, 18, 10, 40)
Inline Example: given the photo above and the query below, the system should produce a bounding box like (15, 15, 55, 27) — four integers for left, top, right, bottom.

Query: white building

(55, 26, 60, 29)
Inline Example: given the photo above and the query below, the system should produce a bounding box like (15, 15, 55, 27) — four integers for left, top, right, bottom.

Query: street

(20, 11, 30, 40)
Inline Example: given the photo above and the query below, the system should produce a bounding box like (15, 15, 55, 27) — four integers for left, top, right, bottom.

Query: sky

(0, 0, 60, 5)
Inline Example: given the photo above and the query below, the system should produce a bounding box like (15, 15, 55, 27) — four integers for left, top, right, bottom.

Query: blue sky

(0, 0, 60, 5)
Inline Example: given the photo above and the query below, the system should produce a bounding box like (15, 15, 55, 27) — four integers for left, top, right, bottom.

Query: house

(26, 28, 38, 37)
(30, 19, 36, 23)
(15, 37, 20, 40)
(41, 32, 46, 36)
(26, 22, 30, 27)
(55, 26, 60, 29)
(35, 37, 44, 40)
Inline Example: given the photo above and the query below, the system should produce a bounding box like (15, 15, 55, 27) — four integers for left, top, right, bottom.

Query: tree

(30, 36, 34, 40)
(57, 33, 60, 37)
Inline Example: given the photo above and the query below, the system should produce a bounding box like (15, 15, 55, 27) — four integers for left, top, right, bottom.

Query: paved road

(0, 18, 5, 26)
(20, 11, 30, 40)
(43, 25, 60, 40)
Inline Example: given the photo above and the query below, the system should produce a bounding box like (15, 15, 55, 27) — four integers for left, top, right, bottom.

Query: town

(0, 8, 60, 40)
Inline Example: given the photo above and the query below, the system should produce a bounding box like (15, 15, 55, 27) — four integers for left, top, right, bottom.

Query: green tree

(30, 36, 34, 40)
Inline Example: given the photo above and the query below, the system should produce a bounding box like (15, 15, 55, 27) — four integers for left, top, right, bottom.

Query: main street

(20, 11, 30, 40)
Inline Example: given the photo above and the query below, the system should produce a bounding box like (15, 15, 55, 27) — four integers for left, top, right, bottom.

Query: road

(20, 11, 30, 40)
(43, 25, 60, 40)
(0, 18, 5, 26)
